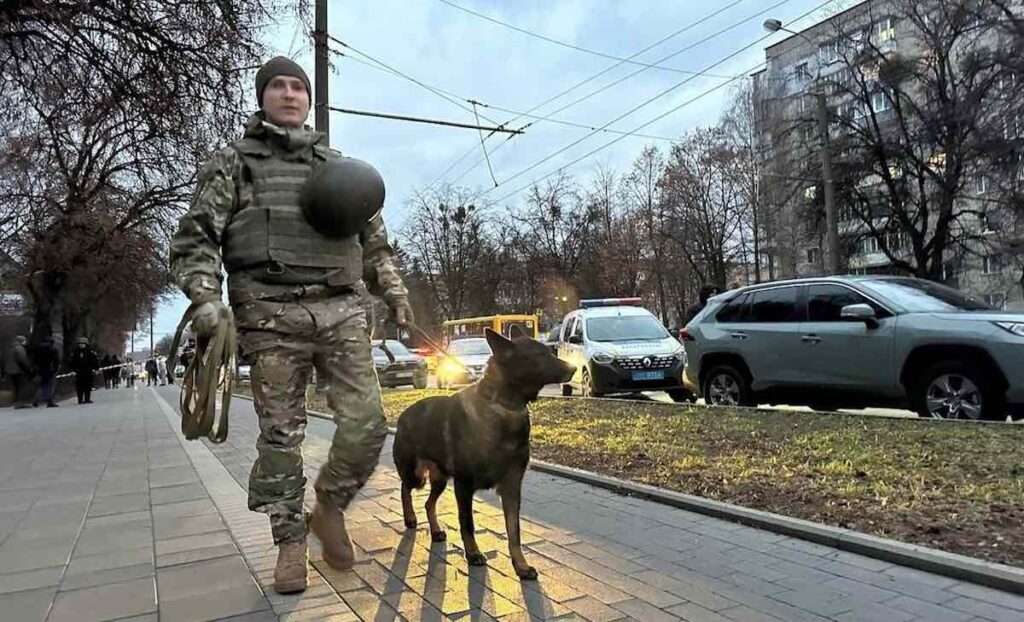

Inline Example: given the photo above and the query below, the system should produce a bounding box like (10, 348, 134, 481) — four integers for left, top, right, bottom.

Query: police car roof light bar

(579, 297, 643, 309)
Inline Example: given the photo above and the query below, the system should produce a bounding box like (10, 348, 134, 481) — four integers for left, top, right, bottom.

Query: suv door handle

(730, 332, 749, 340)
(801, 334, 822, 344)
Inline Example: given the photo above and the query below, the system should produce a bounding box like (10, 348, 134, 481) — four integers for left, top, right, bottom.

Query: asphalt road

(386, 374, 919, 419)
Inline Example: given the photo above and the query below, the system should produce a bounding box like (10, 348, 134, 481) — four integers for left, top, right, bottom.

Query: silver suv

(682, 276, 1024, 420)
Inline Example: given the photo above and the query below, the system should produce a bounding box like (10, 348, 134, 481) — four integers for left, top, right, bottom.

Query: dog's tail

(392, 422, 428, 490)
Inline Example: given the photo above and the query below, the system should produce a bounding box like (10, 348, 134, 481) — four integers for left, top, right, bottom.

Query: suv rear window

(716, 294, 748, 323)
(748, 286, 801, 322)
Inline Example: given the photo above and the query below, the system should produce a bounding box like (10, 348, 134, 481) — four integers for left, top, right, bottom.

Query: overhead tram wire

(472, 0, 839, 204)
(445, 0, 798, 188)
(323, 33, 506, 129)
(437, 0, 738, 79)
(489, 60, 768, 205)
(426, 0, 752, 188)
(331, 49, 678, 142)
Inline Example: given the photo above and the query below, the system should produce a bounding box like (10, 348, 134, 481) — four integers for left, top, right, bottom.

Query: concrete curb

(231, 392, 1024, 595)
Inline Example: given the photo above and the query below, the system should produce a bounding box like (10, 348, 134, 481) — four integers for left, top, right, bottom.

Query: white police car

(557, 298, 691, 401)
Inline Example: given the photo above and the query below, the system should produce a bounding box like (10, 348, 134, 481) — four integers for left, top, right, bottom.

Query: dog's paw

(515, 566, 538, 581)
(430, 530, 447, 543)
(466, 552, 488, 566)
(403, 518, 417, 529)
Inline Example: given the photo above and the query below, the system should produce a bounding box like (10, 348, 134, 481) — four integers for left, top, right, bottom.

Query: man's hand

(392, 299, 414, 328)
(193, 301, 229, 338)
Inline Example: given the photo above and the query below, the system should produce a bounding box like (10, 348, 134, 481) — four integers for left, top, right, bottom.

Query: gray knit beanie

(255, 56, 312, 106)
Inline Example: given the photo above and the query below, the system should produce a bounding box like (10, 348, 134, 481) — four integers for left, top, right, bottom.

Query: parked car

(682, 275, 1024, 420)
(542, 325, 561, 353)
(436, 337, 491, 389)
(373, 340, 428, 389)
(557, 298, 690, 401)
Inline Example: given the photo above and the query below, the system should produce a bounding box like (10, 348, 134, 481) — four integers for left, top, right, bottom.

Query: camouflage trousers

(234, 291, 386, 544)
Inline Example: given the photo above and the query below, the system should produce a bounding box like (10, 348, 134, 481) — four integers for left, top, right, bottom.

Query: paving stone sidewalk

(166, 386, 1024, 622)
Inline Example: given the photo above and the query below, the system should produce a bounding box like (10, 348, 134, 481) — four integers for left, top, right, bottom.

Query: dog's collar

(474, 379, 529, 413)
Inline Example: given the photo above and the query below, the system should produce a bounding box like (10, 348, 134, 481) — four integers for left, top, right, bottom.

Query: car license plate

(632, 370, 664, 381)
(396, 371, 414, 378)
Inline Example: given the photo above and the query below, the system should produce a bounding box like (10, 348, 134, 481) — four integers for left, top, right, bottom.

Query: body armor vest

(221, 137, 362, 283)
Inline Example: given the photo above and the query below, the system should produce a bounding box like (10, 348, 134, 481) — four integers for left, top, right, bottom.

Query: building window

(870, 92, 891, 113)
(860, 236, 881, 254)
(886, 231, 907, 252)
(874, 17, 896, 42)
(975, 175, 989, 194)
(793, 62, 810, 84)
(807, 247, 821, 264)
(983, 254, 1001, 274)
(985, 293, 1007, 309)
(980, 211, 994, 233)
(819, 41, 840, 65)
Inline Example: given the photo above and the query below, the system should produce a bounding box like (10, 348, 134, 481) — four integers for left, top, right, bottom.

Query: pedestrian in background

(145, 358, 158, 386)
(68, 337, 99, 404)
(4, 336, 35, 409)
(123, 357, 135, 388)
(156, 357, 167, 386)
(32, 336, 60, 408)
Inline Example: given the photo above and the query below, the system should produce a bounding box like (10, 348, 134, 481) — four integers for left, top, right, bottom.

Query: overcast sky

(149, 0, 855, 346)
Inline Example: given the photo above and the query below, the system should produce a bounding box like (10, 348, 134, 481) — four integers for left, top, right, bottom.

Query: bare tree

(820, 0, 1016, 279)
(1, 1, 281, 352)
(662, 128, 750, 290)
(401, 185, 495, 320)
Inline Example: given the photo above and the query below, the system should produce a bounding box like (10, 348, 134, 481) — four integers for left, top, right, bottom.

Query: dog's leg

(425, 475, 448, 542)
(454, 478, 486, 566)
(401, 481, 417, 529)
(498, 472, 536, 580)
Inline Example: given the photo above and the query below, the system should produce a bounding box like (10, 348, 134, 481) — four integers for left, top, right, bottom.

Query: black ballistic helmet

(300, 157, 385, 238)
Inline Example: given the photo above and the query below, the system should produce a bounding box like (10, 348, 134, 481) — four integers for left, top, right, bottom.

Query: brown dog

(392, 327, 575, 579)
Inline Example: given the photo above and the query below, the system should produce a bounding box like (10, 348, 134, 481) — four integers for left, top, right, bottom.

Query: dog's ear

(485, 328, 514, 358)
(508, 325, 528, 340)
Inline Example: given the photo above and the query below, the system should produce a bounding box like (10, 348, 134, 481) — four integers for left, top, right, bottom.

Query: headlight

(994, 321, 1024, 337)
(672, 348, 685, 361)
(592, 352, 614, 365)
(438, 359, 462, 379)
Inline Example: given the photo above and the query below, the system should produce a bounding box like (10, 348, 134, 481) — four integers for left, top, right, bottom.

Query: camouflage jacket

(169, 113, 407, 306)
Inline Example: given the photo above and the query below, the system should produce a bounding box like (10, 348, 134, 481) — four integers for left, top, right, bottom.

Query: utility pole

(815, 88, 840, 274)
(314, 0, 329, 141)
(149, 307, 154, 357)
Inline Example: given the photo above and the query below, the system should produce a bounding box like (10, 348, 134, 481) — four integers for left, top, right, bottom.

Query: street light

(764, 18, 840, 274)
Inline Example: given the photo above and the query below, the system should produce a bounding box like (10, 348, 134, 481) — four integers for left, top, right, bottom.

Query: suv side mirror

(568, 334, 583, 345)
(841, 303, 879, 328)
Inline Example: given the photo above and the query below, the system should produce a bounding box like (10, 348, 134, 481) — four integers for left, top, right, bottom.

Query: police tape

(54, 357, 176, 380)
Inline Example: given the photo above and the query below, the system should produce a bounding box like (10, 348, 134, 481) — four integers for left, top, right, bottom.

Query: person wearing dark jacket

(684, 284, 721, 325)
(32, 337, 60, 408)
(4, 335, 35, 408)
(68, 337, 100, 404)
(145, 358, 158, 386)
(110, 355, 122, 388)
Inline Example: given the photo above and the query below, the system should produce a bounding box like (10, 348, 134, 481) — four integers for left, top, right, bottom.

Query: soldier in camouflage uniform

(169, 57, 411, 594)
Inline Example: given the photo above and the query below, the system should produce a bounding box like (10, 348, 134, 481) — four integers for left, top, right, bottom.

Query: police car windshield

(448, 339, 491, 355)
(372, 340, 411, 357)
(586, 316, 668, 342)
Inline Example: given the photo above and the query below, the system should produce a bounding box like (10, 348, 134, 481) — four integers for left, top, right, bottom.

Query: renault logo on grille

(642, 357, 653, 368)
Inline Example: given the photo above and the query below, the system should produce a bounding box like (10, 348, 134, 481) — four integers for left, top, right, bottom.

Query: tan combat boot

(274, 537, 308, 594)
(309, 503, 355, 570)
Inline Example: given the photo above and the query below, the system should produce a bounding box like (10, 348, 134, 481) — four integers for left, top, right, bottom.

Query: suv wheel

(914, 361, 1004, 421)
(413, 375, 427, 390)
(581, 370, 603, 398)
(702, 365, 752, 407)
